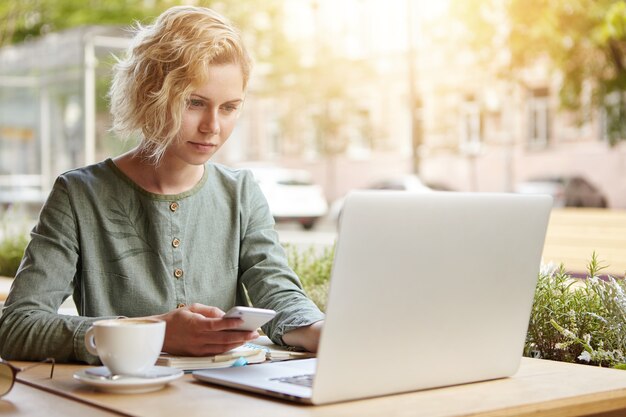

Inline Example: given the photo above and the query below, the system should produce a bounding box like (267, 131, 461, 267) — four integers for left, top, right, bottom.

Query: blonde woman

(0, 6, 323, 363)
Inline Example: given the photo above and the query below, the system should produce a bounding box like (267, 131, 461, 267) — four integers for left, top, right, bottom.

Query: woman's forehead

(191, 63, 245, 100)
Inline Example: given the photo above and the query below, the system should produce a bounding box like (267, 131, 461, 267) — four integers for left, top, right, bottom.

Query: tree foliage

(449, 0, 626, 144)
(0, 0, 164, 46)
(0, 0, 285, 49)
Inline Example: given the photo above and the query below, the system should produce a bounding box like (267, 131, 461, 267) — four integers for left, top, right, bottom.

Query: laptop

(193, 191, 552, 405)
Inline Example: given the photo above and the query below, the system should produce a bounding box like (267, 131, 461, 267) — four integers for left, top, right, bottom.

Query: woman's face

(168, 63, 244, 166)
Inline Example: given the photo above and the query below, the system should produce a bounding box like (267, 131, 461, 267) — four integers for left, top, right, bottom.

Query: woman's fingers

(159, 303, 260, 356)
(187, 303, 224, 318)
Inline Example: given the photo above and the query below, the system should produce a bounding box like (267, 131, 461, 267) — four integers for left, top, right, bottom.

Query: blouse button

(172, 238, 181, 248)
(174, 268, 183, 279)
(170, 202, 179, 212)
(177, 303, 186, 309)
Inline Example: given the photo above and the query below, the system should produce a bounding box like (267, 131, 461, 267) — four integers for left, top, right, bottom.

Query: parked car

(363, 175, 434, 192)
(328, 175, 450, 224)
(515, 176, 608, 208)
(239, 165, 328, 230)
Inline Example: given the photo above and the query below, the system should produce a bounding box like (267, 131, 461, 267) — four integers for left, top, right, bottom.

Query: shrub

(525, 253, 626, 368)
(284, 244, 334, 312)
(0, 234, 28, 277)
(0, 206, 31, 277)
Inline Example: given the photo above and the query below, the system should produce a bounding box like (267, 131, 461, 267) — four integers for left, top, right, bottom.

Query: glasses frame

(0, 358, 55, 397)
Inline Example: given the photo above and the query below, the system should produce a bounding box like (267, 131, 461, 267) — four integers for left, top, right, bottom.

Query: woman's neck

(113, 148, 205, 195)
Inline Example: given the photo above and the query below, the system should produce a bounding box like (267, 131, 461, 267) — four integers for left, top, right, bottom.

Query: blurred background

(0, 0, 625, 226)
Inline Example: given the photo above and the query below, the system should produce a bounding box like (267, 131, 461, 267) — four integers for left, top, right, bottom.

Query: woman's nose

(199, 110, 220, 134)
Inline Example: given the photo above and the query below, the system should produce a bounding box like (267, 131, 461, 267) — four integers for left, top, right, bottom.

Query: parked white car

(239, 165, 328, 230)
(327, 174, 440, 225)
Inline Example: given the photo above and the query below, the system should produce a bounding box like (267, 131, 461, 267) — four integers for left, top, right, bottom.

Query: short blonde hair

(109, 6, 252, 164)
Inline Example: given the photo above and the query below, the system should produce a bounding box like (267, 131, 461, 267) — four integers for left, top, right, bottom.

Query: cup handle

(84, 326, 98, 356)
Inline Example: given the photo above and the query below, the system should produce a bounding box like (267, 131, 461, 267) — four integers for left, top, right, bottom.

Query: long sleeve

(0, 177, 116, 363)
(236, 171, 325, 345)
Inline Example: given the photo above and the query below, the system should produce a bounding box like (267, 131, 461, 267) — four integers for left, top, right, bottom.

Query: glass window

(459, 96, 482, 155)
(527, 87, 550, 148)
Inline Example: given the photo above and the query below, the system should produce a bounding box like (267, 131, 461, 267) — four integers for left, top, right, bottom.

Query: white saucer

(73, 366, 183, 394)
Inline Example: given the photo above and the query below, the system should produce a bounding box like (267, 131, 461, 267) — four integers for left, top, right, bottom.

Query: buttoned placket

(169, 200, 186, 309)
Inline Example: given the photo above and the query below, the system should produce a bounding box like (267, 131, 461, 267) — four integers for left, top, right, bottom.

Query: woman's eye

(221, 105, 239, 113)
(188, 99, 205, 108)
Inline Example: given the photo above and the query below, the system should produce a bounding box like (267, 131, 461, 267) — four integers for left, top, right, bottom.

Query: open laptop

(193, 191, 552, 405)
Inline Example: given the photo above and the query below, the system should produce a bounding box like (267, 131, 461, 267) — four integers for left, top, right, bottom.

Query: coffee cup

(84, 318, 166, 376)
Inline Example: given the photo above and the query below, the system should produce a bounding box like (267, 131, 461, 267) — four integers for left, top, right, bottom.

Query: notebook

(157, 345, 266, 371)
(157, 338, 312, 371)
(193, 191, 552, 405)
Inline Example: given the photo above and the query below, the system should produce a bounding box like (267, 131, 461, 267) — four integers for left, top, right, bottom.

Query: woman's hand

(151, 303, 259, 356)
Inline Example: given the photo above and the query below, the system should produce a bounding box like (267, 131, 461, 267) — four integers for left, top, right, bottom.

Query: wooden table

(1, 379, 117, 416)
(9, 357, 626, 417)
(543, 208, 626, 276)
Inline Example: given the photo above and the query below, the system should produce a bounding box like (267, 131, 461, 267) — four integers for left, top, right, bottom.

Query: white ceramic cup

(84, 318, 166, 376)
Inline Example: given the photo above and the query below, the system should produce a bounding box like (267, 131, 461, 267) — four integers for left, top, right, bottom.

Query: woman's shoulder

(206, 162, 256, 185)
(40, 161, 120, 213)
(204, 163, 263, 206)
(53, 159, 122, 195)
(57, 159, 113, 181)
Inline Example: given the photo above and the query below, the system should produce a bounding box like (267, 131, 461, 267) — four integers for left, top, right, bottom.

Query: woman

(0, 6, 324, 364)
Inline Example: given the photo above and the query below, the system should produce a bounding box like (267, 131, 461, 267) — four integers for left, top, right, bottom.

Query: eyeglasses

(0, 358, 55, 397)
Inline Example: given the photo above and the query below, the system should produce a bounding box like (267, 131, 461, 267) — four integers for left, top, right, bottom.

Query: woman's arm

(0, 178, 107, 363)
(236, 171, 325, 349)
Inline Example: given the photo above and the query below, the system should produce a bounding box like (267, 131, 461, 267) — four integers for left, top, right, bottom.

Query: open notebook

(157, 346, 266, 371)
(157, 336, 314, 371)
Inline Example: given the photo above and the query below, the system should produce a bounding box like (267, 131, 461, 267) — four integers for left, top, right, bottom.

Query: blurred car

(240, 165, 328, 230)
(364, 175, 434, 192)
(0, 184, 47, 215)
(515, 176, 608, 208)
(328, 174, 450, 224)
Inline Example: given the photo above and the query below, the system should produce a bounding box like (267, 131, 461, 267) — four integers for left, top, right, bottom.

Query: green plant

(525, 253, 626, 368)
(0, 234, 28, 277)
(284, 244, 334, 312)
(0, 206, 31, 277)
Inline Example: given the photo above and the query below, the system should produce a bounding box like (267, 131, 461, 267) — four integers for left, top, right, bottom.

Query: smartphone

(223, 306, 277, 331)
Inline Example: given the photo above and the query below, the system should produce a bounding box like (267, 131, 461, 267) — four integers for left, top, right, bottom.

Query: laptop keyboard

(270, 374, 314, 388)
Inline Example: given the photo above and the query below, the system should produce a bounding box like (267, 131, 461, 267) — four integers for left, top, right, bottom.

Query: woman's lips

(188, 142, 218, 152)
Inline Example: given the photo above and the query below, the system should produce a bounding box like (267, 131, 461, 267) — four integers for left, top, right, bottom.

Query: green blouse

(0, 159, 324, 363)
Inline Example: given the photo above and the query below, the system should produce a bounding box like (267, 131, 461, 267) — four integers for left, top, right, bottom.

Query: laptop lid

(311, 191, 551, 404)
(194, 191, 552, 405)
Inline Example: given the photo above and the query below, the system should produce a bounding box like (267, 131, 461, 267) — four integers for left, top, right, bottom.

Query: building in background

(232, 0, 626, 207)
(0, 26, 131, 209)
(270, 0, 626, 207)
